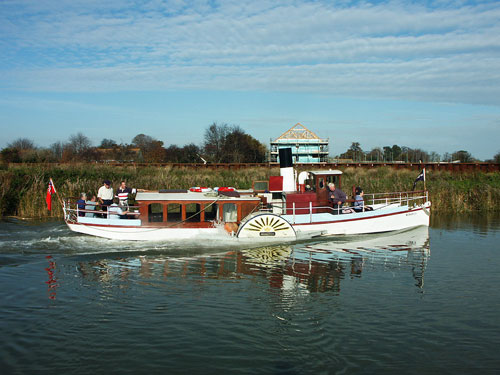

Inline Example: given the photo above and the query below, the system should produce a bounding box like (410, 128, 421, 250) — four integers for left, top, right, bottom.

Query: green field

(1, 163, 499, 218)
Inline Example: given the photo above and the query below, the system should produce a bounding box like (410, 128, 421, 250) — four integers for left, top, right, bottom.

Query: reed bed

(1, 164, 499, 218)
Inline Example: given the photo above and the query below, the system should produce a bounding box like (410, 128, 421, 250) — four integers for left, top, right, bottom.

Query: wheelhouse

(285, 170, 343, 214)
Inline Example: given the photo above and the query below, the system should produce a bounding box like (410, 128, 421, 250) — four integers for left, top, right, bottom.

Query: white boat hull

(65, 201, 430, 242)
(289, 202, 430, 237)
(66, 222, 228, 241)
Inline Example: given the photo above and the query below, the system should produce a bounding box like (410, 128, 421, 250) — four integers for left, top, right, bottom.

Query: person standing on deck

(116, 181, 136, 209)
(328, 183, 346, 214)
(97, 180, 113, 215)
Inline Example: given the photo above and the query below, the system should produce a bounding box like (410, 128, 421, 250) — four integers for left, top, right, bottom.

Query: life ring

(189, 187, 212, 192)
(214, 187, 235, 192)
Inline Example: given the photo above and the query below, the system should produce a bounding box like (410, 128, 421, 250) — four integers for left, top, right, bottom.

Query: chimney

(279, 148, 295, 192)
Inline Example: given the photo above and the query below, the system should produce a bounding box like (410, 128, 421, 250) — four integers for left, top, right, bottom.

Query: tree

(350, 142, 364, 161)
(8, 138, 35, 151)
(6, 138, 37, 162)
(339, 142, 363, 161)
(241, 134, 267, 163)
(143, 140, 165, 163)
(35, 148, 58, 162)
(401, 146, 410, 162)
(203, 123, 267, 163)
(391, 145, 402, 161)
(179, 144, 201, 163)
(367, 147, 383, 162)
(350, 142, 362, 152)
(99, 138, 118, 148)
(68, 132, 92, 155)
(429, 151, 441, 162)
(494, 151, 500, 163)
(132, 134, 156, 152)
(0, 147, 21, 163)
(409, 148, 429, 163)
(224, 129, 267, 163)
(203, 123, 232, 163)
(164, 145, 182, 162)
(383, 146, 392, 161)
(452, 150, 474, 163)
(50, 141, 64, 161)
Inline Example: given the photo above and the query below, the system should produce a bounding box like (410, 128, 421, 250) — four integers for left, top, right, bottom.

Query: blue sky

(1, 0, 500, 160)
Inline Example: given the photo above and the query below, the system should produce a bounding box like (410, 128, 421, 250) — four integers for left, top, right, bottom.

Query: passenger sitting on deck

(85, 195, 98, 217)
(76, 193, 86, 217)
(353, 187, 373, 212)
(107, 200, 129, 219)
(328, 183, 346, 214)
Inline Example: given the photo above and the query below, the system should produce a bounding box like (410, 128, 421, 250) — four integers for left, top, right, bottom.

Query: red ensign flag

(46, 179, 56, 211)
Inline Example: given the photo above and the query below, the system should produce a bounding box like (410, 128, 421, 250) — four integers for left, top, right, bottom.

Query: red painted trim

(67, 221, 213, 229)
(68, 207, 427, 229)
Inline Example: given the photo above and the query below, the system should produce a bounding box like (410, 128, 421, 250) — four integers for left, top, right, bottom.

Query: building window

(318, 177, 325, 190)
(148, 203, 163, 222)
(223, 203, 237, 222)
(204, 203, 218, 222)
(186, 203, 201, 222)
(326, 175, 339, 186)
(167, 203, 182, 222)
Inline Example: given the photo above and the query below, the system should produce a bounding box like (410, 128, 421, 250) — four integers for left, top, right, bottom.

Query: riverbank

(1, 163, 499, 217)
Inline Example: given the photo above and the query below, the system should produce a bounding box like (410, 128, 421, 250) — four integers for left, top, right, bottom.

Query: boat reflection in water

(75, 226, 430, 297)
(242, 225, 430, 293)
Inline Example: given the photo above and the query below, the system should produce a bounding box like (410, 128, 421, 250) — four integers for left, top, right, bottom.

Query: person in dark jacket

(328, 183, 346, 214)
(76, 192, 87, 217)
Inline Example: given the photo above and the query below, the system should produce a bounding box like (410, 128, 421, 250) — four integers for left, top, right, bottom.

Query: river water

(1, 213, 499, 374)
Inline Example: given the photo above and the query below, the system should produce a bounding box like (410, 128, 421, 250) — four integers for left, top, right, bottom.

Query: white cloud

(1, 0, 500, 105)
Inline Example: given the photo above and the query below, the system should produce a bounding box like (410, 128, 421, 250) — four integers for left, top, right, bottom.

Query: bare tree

(203, 123, 231, 163)
(8, 138, 36, 150)
(429, 151, 441, 162)
(50, 141, 64, 161)
(68, 132, 92, 154)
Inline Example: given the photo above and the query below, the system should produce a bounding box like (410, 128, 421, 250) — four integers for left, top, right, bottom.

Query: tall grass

(1, 164, 499, 218)
(339, 167, 500, 212)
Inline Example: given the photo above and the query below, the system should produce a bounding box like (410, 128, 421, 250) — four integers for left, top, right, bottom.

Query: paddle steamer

(63, 149, 430, 242)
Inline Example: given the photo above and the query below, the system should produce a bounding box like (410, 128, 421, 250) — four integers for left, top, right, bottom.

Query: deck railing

(63, 198, 140, 222)
(260, 190, 429, 222)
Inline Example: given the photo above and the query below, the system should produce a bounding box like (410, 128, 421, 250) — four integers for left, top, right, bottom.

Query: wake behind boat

(62, 148, 430, 242)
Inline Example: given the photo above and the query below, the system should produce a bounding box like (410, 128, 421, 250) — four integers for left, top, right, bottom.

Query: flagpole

(50, 178, 65, 211)
(423, 168, 426, 191)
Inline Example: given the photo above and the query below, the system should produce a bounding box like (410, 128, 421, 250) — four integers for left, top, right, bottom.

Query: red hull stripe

(68, 222, 210, 229)
(68, 207, 426, 229)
